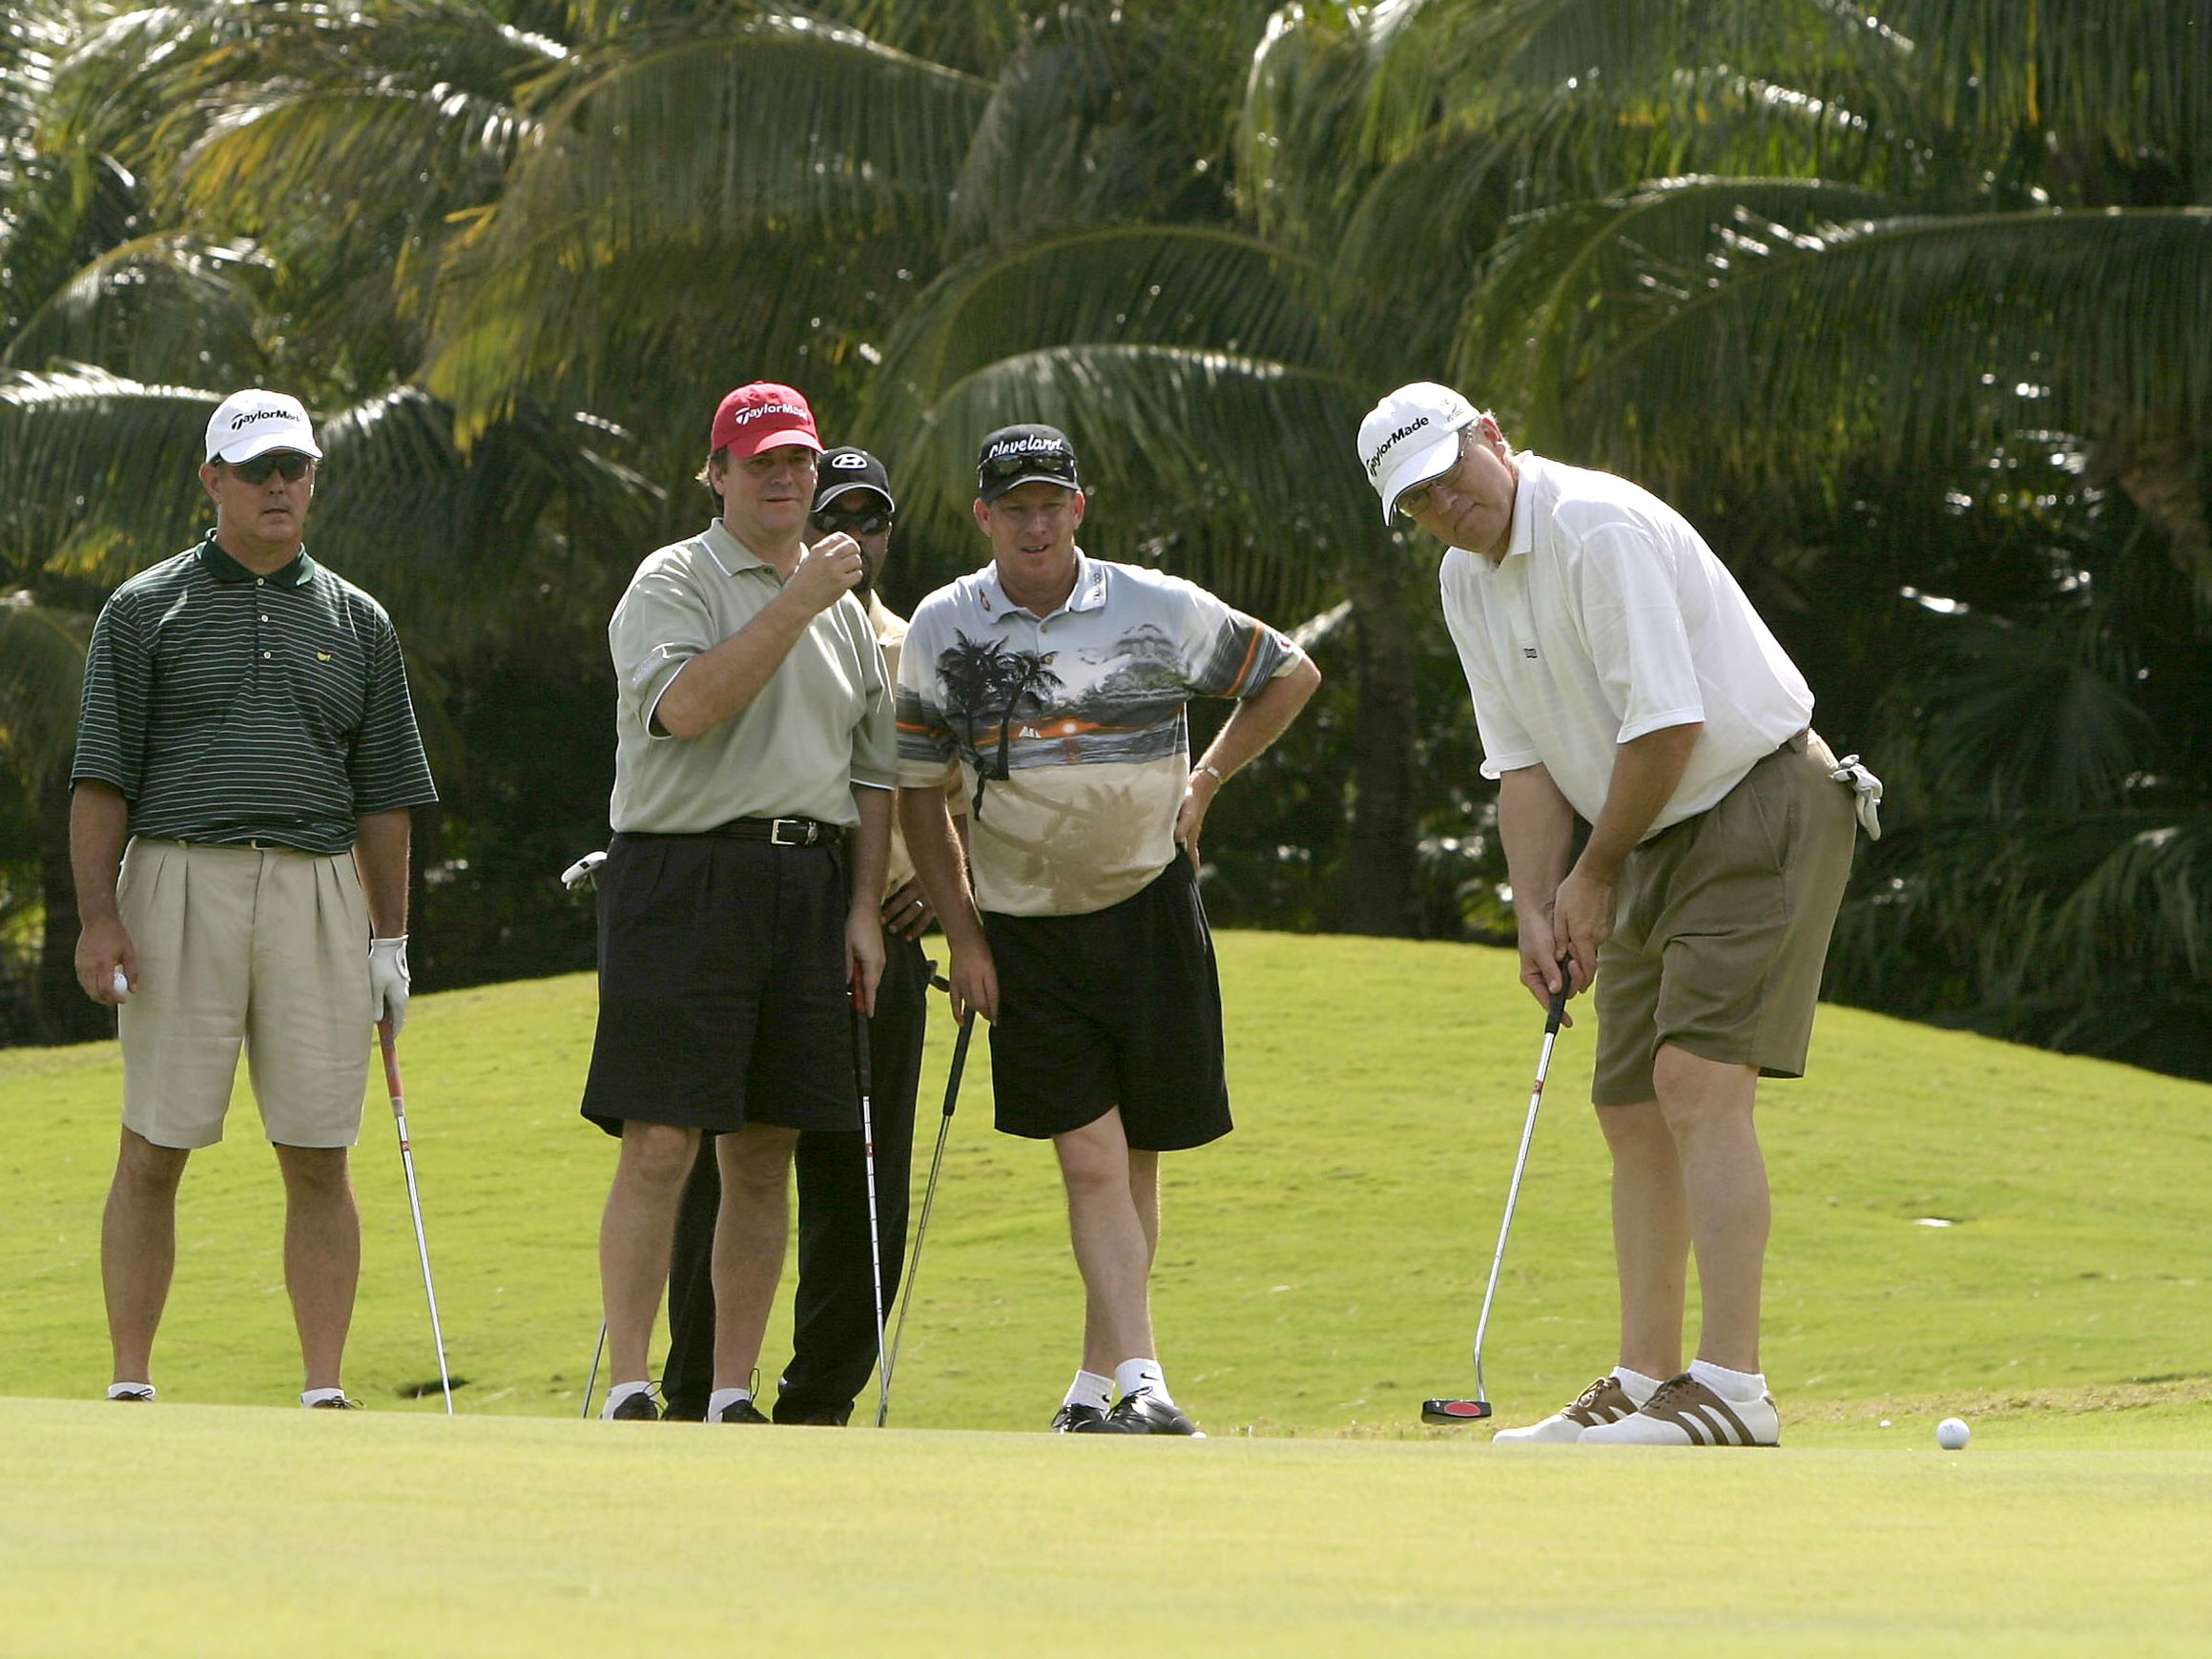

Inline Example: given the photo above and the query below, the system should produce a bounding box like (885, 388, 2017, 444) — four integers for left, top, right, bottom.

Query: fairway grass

(6, 1399, 2210, 1656)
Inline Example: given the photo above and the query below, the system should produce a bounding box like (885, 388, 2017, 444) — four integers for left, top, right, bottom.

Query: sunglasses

(231, 453, 315, 486)
(1395, 429, 1471, 521)
(978, 449, 1078, 487)
(812, 507, 894, 537)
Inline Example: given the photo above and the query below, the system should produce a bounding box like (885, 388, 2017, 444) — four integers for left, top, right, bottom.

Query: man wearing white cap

(70, 388, 436, 1409)
(1356, 384, 1872, 1447)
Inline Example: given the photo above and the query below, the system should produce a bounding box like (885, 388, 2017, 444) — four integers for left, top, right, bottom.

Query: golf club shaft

(379, 1021, 454, 1416)
(852, 995, 891, 1429)
(582, 1320, 606, 1419)
(881, 1009, 974, 1408)
(1469, 983, 1570, 1404)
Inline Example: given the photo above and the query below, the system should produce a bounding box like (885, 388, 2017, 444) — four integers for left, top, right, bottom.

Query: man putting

(1358, 383, 1871, 1447)
(897, 425, 1320, 1435)
(71, 388, 436, 1409)
(584, 383, 893, 1424)
(660, 445, 956, 1424)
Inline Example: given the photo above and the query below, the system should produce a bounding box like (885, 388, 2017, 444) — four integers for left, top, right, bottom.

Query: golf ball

(111, 967, 131, 1002)
(1936, 1417, 1971, 1450)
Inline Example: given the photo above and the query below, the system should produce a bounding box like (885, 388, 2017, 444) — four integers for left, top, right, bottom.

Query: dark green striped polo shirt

(71, 533, 438, 855)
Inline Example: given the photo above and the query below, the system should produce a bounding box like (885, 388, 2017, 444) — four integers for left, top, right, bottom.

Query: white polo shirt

(1440, 454, 1812, 836)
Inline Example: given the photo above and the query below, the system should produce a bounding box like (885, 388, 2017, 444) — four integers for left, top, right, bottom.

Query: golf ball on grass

(111, 968, 130, 1002)
(1936, 1417, 1971, 1450)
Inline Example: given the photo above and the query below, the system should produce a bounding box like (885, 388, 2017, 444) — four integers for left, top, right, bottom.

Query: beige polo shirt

(1440, 454, 1812, 836)
(608, 519, 895, 834)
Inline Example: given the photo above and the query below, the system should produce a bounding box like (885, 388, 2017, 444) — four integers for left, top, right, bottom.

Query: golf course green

(3, 933, 2207, 1651)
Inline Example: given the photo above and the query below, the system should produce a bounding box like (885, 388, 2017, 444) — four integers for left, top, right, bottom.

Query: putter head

(560, 849, 607, 892)
(1420, 1397, 1493, 1424)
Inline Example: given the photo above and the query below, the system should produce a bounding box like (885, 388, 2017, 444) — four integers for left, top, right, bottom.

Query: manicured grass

(3, 933, 2205, 1440)
(5, 1399, 2210, 1656)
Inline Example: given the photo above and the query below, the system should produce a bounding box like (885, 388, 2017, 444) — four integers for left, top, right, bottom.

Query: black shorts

(580, 833, 858, 1138)
(982, 856, 1230, 1151)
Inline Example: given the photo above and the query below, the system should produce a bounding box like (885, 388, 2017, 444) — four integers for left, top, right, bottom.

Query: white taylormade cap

(1356, 382, 1478, 524)
(205, 389, 323, 465)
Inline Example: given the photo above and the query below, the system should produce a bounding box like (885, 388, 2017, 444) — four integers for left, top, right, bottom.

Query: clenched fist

(788, 531, 866, 613)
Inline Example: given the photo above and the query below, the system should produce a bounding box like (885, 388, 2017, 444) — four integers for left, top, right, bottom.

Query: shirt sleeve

(1441, 553, 1541, 782)
(71, 593, 149, 798)
(1169, 576, 1307, 699)
(1577, 524, 1706, 743)
(894, 611, 962, 790)
(609, 557, 723, 741)
(348, 611, 439, 814)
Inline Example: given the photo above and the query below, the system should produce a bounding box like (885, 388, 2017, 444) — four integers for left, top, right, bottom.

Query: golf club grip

(1544, 961, 1571, 1032)
(941, 1012, 975, 1119)
(378, 1019, 403, 1099)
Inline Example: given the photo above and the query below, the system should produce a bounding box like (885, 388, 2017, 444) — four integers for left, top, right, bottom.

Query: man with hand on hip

(71, 387, 436, 1409)
(1358, 382, 1872, 1447)
(583, 383, 894, 1425)
(897, 424, 1320, 1436)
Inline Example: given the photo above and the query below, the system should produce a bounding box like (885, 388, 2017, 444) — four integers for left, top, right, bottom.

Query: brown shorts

(1591, 733, 1857, 1106)
(117, 839, 374, 1150)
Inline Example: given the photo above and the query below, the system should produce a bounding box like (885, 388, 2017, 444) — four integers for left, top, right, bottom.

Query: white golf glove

(369, 935, 412, 1034)
(561, 850, 608, 892)
(1830, 754, 1885, 841)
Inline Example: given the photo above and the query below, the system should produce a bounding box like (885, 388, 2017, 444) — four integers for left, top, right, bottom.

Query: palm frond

(3, 235, 267, 384)
(0, 594, 93, 788)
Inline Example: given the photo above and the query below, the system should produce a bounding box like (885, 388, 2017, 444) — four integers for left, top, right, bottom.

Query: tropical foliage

(0, 0, 2204, 1076)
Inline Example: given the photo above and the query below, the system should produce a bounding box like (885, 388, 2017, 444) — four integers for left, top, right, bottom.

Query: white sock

(600, 1379, 655, 1419)
(707, 1386, 754, 1419)
(1612, 1365, 1664, 1406)
(107, 1381, 155, 1400)
(1065, 1370, 1112, 1411)
(1115, 1358, 1171, 1404)
(300, 1387, 348, 1408)
(1689, 1358, 1768, 1402)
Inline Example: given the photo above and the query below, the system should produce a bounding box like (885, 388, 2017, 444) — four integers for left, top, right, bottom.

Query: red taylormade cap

(710, 383, 823, 459)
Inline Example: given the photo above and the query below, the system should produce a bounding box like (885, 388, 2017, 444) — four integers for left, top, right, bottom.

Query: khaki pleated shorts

(1591, 733, 1858, 1106)
(116, 839, 374, 1149)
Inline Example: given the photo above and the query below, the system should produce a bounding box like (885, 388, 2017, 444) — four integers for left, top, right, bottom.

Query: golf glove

(369, 935, 412, 1034)
(1829, 754, 1884, 841)
(561, 850, 608, 893)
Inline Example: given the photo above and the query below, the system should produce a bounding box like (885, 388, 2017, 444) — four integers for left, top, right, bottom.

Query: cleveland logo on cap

(1365, 415, 1430, 476)
(984, 433, 1070, 461)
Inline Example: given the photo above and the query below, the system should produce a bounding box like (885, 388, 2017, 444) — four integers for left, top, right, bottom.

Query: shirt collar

(979, 548, 1108, 624)
(701, 517, 775, 575)
(1501, 455, 1540, 563)
(196, 530, 317, 588)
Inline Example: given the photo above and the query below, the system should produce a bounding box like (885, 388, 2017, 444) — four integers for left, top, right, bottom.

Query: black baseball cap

(976, 425, 1081, 502)
(813, 446, 896, 514)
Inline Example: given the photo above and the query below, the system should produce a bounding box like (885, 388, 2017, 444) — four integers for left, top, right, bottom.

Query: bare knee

(617, 1122, 702, 1190)
(1055, 1119, 1130, 1194)
(1653, 1044, 1758, 1139)
(114, 1129, 189, 1198)
(274, 1145, 353, 1200)
(717, 1127, 797, 1199)
(1597, 1101, 1671, 1159)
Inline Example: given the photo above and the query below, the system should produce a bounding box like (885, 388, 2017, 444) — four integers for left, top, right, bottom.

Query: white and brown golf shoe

(1577, 1373, 1779, 1446)
(1491, 1375, 1643, 1444)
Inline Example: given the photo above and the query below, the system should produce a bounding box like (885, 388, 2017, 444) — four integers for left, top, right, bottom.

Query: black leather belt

(701, 816, 844, 846)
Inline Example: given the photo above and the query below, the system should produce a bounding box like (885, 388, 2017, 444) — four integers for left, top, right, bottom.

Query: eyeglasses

(1394, 430, 1467, 521)
(231, 453, 315, 486)
(979, 448, 1078, 487)
(811, 507, 893, 537)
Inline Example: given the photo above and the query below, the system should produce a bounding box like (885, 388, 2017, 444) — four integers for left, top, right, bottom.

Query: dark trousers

(662, 933, 928, 1422)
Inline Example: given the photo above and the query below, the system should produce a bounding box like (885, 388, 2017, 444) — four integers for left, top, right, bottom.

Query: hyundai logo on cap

(1356, 383, 1478, 524)
(813, 446, 896, 515)
(205, 388, 323, 465)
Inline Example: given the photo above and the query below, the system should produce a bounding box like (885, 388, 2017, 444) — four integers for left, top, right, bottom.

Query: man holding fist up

(581, 383, 896, 1424)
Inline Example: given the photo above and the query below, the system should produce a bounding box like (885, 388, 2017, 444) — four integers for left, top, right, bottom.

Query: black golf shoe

(1050, 1402, 1108, 1433)
(1081, 1390, 1205, 1438)
(604, 1388, 662, 1421)
(708, 1397, 771, 1424)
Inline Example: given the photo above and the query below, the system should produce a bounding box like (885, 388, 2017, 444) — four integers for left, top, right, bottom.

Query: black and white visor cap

(977, 425, 1082, 503)
(1358, 382, 1479, 524)
(814, 446, 897, 515)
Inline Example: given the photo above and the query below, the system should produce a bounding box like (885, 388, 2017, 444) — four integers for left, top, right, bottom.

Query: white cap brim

(1376, 427, 1462, 524)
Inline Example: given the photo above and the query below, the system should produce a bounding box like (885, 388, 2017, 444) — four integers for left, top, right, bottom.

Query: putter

(379, 1021, 455, 1416)
(851, 984, 892, 1430)
(581, 1321, 606, 1420)
(879, 1007, 974, 1423)
(1421, 973, 1573, 1425)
